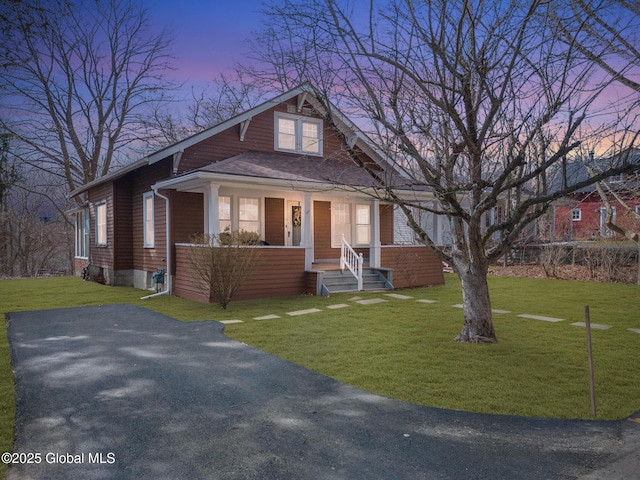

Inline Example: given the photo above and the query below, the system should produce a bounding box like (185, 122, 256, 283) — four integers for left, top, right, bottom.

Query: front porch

(173, 244, 444, 303)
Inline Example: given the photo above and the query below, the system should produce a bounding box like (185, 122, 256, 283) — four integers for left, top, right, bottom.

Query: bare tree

(258, 0, 637, 342)
(187, 232, 262, 309)
(145, 72, 268, 146)
(0, 0, 175, 199)
(553, 0, 640, 284)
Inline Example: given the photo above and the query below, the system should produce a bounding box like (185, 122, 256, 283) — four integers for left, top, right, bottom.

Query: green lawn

(1, 273, 639, 472)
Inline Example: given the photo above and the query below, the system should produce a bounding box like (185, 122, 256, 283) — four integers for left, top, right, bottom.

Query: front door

(287, 201, 302, 246)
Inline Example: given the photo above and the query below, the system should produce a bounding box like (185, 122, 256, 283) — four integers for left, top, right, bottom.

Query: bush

(187, 232, 262, 309)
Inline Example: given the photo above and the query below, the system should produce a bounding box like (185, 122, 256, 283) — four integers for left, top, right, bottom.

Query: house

(68, 85, 444, 302)
(550, 149, 640, 241)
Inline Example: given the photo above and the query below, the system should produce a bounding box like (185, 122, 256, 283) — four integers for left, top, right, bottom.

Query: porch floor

(311, 259, 370, 271)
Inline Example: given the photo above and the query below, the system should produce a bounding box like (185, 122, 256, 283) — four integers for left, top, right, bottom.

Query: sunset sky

(151, 0, 267, 86)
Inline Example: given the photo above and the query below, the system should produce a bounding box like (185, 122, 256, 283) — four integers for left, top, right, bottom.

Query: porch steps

(320, 268, 393, 295)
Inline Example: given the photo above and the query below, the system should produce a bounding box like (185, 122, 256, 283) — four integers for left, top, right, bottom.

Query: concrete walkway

(6, 304, 638, 479)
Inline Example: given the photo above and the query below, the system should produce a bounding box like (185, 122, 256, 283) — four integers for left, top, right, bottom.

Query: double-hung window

(239, 197, 260, 233)
(219, 196, 231, 234)
(95, 202, 107, 246)
(75, 209, 89, 258)
(355, 204, 371, 245)
(275, 113, 322, 155)
(332, 203, 371, 246)
(143, 192, 154, 247)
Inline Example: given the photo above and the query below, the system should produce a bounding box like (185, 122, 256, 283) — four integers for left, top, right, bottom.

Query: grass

(0, 273, 639, 472)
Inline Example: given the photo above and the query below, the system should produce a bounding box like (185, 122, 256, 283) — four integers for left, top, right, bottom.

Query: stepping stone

(326, 304, 350, 309)
(254, 314, 280, 320)
(287, 308, 322, 316)
(453, 305, 510, 314)
(517, 314, 564, 323)
(627, 328, 640, 334)
(348, 296, 363, 301)
(571, 322, 612, 330)
(417, 299, 437, 304)
(384, 293, 413, 299)
(355, 298, 388, 305)
(219, 320, 243, 324)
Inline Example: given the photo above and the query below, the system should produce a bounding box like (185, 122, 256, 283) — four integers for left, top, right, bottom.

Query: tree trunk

(455, 263, 497, 343)
(637, 243, 640, 286)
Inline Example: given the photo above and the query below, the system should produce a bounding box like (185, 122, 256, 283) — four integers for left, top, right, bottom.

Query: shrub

(187, 232, 262, 309)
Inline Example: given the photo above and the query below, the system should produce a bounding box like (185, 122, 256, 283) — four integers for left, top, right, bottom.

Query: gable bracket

(297, 92, 308, 113)
(173, 150, 184, 175)
(240, 118, 252, 141)
(347, 134, 358, 149)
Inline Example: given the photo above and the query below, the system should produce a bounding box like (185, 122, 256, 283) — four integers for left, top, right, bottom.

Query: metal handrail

(340, 234, 363, 291)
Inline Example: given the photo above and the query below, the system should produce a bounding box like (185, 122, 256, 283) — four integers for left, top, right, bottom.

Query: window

(95, 202, 107, 246)
(275, 113, 322, 155)
(219, 196, 231, 233)
(143, 192, 154, 247)
(331, 203, 372, 246)
(332, 203, 351, 245)
(239, 197, 259, 233)
(74, 209, 89, 258)
(635, 205, 640, 215)
(609, 173, 624, 183)
(355, 204, 370, 244)
(571, 209, 582, 221)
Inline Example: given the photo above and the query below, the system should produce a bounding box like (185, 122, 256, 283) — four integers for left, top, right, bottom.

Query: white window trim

(238, 197, 261, 234)
(331, 202, 372, 247)
(219, 195, 231, 234)
(274, 112, 323, 156)
(95, 201, 107, 247)
(143, 192, 155, 248)
(571, 208, 582, 221)
(74, 209, 89, 259)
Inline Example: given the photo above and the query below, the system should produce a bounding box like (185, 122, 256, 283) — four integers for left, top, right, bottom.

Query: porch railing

(340, 234, 363, 291)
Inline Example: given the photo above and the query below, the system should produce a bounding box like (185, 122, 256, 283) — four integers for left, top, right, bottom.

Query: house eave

(154, 171, 433, 201)
(69, 157, 150, 198)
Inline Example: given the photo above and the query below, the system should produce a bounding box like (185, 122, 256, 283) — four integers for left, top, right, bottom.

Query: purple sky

(150, 0, 267, 85)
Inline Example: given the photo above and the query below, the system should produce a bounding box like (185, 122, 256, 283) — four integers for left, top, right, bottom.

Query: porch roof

(155, 151, 432, 198)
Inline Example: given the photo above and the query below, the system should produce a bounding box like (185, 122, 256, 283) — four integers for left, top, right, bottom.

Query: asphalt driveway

(5, 304, 638, 479)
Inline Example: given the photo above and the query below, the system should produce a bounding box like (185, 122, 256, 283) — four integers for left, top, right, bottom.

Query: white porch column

(203, 183, 220, 238)
(370, 199, 381, 268)
(301, 192, 313, 270)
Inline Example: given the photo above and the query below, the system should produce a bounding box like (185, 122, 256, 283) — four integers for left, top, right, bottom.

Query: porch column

(370, 199, 381, 268)
(301, 192, 313, 270)
(203, 183, 220, 238)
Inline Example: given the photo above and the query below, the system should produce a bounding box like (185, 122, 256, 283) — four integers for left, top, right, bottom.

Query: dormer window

(275, 113, 322, 155)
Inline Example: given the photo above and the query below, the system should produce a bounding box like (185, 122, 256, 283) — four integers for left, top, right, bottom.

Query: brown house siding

(176, 100, 373, 175)
(380, 204, 394, 245)
(173, 244, 209, 302)
(172, 191, 204, 243)
(87, 182, 114, 272)
(381, 246, 444, 288)
(131, 159, 171, 275)
(232, 247, 307, 300)
(113, 176, 133, 270)
(173, 245, 307, 303)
